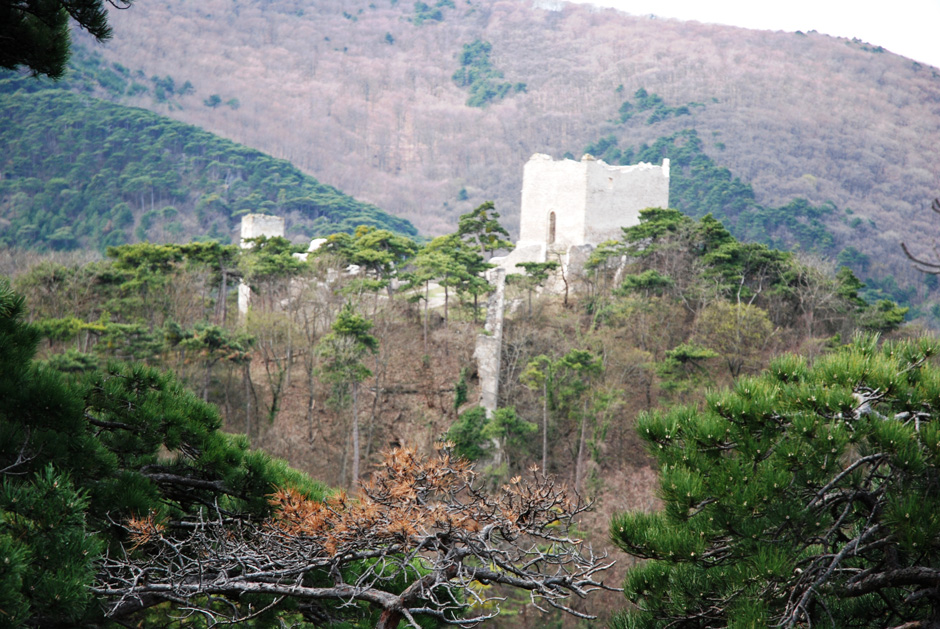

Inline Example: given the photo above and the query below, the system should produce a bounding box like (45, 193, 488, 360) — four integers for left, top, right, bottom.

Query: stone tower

(237, 214, 285, 315)
(491, 153, 670, 274)
(479, 154, 669, 417)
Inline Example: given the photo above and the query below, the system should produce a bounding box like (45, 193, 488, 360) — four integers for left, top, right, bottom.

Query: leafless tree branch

(94, 445, 618, 627)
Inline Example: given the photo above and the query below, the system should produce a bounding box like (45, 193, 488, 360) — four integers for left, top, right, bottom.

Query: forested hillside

(0, 65, 416, 252)
(5, 201, 910, 624)
(72, 0, 940, 314)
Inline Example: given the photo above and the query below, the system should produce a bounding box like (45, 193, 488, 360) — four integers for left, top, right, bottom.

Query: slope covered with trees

(69, 0, 940, 314)
(5, 197, 914, 623)
(0, 279, 331, 626)
(0, 67, 416, 252)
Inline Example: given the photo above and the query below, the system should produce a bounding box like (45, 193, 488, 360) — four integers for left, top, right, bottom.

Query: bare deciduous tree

(95, 445, 617, 628)
(901, 198, 940, 274)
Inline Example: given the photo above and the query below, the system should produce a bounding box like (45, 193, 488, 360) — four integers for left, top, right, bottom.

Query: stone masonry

(491, 153, 669, 275)
(237, 214, 285, 315)
(478, 153, 669, 417)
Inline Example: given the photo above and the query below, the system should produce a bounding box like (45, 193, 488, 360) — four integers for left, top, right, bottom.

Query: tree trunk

(423, 280, 429, 356)
(366, 353, 382, 462)
(305, 358, 316, 442)
(218, 268, 228, 325)
(575, 400, 588, 492)
(243, 363, 252, 446)
(286, 315, 293, 389)
(352, 381, 360, 486)
(541, 381, 548, 475)
(203, 362, 211, 402)
(376, 608, 402, 629)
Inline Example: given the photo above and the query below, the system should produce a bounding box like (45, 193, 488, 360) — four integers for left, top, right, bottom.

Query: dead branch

(95, 445, 618, 627)
(900, 199, 940, 273)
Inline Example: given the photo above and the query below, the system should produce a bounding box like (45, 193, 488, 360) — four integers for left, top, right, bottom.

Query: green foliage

(508, 260, 559, 314)
(612, 87, 701, 125)
(446, 406, 536, 463)
(515, 261, 559, 283)
(0, 81, 416, 252)
(324, 225, 419, 293)
(617, 269, 674, 297)
(694, 301, 775, 377)
(0, 465, 102, 627)
(655, 343, 717, 395)
(616, 208, 904, 332)
(447, 406, 490, 461)
(412, 0, 452, 25)
(521, 350, 600, 418)
(456, 201, 513, 257)
(317, 302, 379, 408)
(837, 245, 871, 274)
(15, 241, 244, 363)
(482, 406, 537, 452)
(452, 40, 526, 107)
(407, 233, 491, 320)
(612, 336, 940, 628)
(453, 367, 469, 411)
(0, 278, 329, 625)
(40, 348, 99, 373)
(0, 0, 117, 79)
(239, 235, 308, 284)
(858, 298, 909, 333)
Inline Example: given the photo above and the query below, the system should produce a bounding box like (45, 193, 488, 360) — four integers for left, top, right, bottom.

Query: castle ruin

(477, 153, 669, 417)
(491, 153, 670, 275)
(237, 214, 285, 315)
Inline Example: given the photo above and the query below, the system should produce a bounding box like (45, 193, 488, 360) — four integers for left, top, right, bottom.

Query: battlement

(518, 153, 669, 249)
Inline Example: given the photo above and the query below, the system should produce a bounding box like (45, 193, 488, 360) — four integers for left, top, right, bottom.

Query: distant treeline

(0, 71, 416, 252)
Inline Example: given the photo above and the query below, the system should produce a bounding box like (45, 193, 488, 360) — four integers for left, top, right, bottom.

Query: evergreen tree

(612, 335, 940, 628)
(317, 303, 379, 486)
(520, 349, 602, 487)
(0, 278, 328, 625)
(456, 201, 513, 259)
(412, 234, 489, 324)
(511, 260, 559, 316)
(0, 0, 125, 79)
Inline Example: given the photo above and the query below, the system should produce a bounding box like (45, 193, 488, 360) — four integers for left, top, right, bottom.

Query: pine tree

(612, 335, 940, 628)
(0, 278, 328, 625)
(0, 0, 126, 79)
(317, 302, 379, 486)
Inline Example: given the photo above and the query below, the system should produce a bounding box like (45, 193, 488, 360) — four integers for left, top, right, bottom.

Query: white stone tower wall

(583, 159, 670, 244)
(240, 214, 285, 245)
(518, 155, 587, 248)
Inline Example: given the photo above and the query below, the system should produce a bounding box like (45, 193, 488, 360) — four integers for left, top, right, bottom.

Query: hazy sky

(568, 0, 940, 69)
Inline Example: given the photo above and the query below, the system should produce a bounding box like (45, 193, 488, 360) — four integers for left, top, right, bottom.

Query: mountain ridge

(17, 0, 935, 313)
(0, 68, 417, 251)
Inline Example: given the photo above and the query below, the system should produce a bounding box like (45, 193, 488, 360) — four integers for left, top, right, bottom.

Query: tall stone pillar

(474, 268, 506, 418)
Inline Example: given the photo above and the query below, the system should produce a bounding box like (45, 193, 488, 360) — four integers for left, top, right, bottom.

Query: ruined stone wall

(517, 154, 669, 250)
(238, 214, 285, 315)
(240, 214, 285, 244)
(583, 159, 669, 244)
(518, 154, 587, 248)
